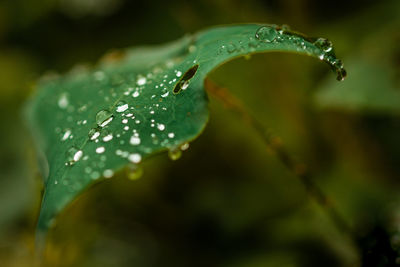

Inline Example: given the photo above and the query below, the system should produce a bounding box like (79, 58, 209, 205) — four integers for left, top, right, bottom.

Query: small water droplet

(168, 148, 182, 161)
(102, 133, 113, 142)
(137, 76, 147, 86)
(168, 132, 175, 138)
(255, 26, 278, 43)
(62, 129, 71, 141)
(58, 93, 69, 109)
(132, 91, 140, 98)
(127, 165, 143, 180)
(180, 142, 189, 151)
(96, 109, 113, 127)
(66, 146, 82, 165)
(128, 153, 142, 163)
(130, 135, 141, 145)
(103, 169, 114, 178)
(96, 146, 105, 154)
(116, 101, 129, 112)
(157, 124, 165, 131)
(89, 128, 100, 140)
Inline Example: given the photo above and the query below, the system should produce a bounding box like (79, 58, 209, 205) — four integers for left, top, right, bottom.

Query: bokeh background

(1, 0, 399, 266)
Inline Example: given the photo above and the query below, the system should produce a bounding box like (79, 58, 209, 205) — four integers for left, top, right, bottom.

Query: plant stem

(204, 78, 353, 237)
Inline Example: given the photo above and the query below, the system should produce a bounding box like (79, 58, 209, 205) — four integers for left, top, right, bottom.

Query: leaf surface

(25, 24, 345, 233)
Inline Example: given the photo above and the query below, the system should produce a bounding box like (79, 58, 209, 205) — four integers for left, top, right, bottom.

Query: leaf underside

(25, 24, 345, 235)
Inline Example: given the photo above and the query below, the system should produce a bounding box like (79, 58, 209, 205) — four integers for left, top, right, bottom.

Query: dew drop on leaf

(102, 133, 113, 142)
(255, 26, 278, 43)
(103, 169, 114, 178)
(127, 165, 143, 180)
(173, 64, 199, 94)
(58, 93, 69, 109)
(128, 153, 142, 163)
(137, 76, 147, 86)
(66, 146, 83, 165)
(180, 142, 190, 151)
(313, 38, 333, 53)
(88, 128, 100, 140)
(96, 146, 105, 154)
(61, 129, 71, 141)
(116, 101, 129, 112)
(96, 109, 113, 127)
(168, 148, 182, 161)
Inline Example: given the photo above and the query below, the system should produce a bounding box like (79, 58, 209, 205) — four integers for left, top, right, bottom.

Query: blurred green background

(1, 0, 399, 266)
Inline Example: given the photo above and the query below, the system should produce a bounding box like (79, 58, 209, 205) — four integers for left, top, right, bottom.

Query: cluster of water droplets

(217, 24, 346, 81)
(56, 59, 201, 184)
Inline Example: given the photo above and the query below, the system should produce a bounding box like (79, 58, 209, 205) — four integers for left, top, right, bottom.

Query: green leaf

(25, 24, 345, 235)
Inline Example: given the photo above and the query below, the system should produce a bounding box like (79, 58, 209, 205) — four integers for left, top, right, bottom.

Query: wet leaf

(25, 24, 345, 235)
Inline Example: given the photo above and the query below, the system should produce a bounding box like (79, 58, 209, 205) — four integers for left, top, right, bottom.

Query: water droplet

(102, 133, 113, 142)
(96, 146, 105, 154)
(157, 124, 165, 131)
(137, 76, 147, 86)
(181, 81, 189, 90)
(66, 146, 82, 165)
(127, 165, 143, 180)
(128, 153, 142, 163)
(313, 38, 333, 53)
(130, 135, 141, 145)
(96, 110, 113, 127)
(58, 93, 69, 109)
(91, 171, 100, 180)
(89, 128, 100, 140)
(103, 169, 114, 178)
(227, 43, 237, 53)
(168, 132, 175, 138)
(255, 26, 278, 43)
(168, 148, 182, 161)
(61, 129, 72, 141)
(173, 64, 199, 94)
(132, 91, 140, 98)
(176, 71, 182, 77)
(180, 142, 189, 151)
(116, 101, 129, 112)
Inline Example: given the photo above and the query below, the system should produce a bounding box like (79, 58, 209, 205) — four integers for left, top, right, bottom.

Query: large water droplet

(173, 64, 199, 94)
(96, 109, 113, 127)
(313, 38, 333, 53)
(255, 26, 278, 43)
